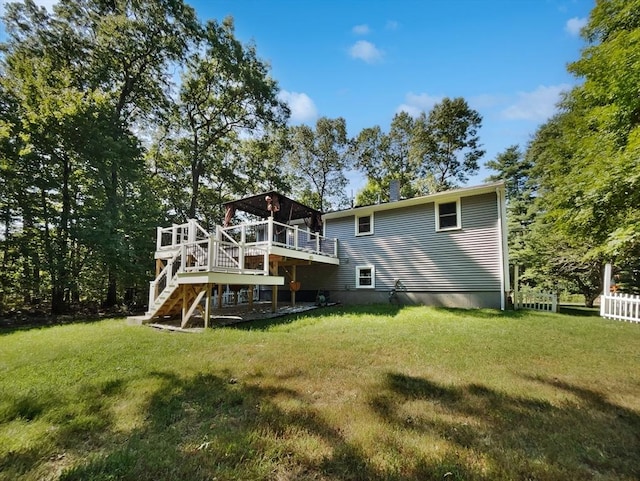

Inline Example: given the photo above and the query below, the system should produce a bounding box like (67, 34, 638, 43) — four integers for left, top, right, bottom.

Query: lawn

(1, 305, 639, 480)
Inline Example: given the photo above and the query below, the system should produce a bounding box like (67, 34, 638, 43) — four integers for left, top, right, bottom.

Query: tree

(155, 17, 289, 224)
(551, 0, 640, 260)
(286, 117, 350, 212)
(506, 0, 640, 306)
(412, 97, 484, 193)
(351, 111, 420, 205)
(1, 0, 199, 312)
(485, 145, 535, 265)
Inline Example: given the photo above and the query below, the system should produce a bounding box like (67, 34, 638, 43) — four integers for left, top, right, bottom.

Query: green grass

(1, 305, 639, 480)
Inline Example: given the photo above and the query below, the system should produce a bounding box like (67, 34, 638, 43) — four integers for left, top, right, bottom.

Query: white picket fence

(600, 292, 640, 323)
(512, 265, 558, 312)
(514, 290, 558, 312)
(600, 263, 640, 323)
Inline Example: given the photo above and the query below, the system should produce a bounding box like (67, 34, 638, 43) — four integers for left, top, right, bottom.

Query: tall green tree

(1, 0, 198, 312)
(485, 145, 535, 265)
(561, 0, 640, 260)
(286, 117, 350, 212)
(351, 111, 419, 205)
(412, 97, 484, 193)
(505, 0, 640, 305)
(153, 17, 289, 225)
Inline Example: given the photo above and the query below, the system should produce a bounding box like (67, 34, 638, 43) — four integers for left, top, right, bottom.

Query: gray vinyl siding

(321, 192, 501, 293)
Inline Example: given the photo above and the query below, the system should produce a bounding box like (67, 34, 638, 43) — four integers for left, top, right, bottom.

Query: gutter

(496, 185, 510, 310)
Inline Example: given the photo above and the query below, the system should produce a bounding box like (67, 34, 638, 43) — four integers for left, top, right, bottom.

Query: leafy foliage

(351, 112, 420, 205)
(412, 97, 484, 192)
(351, 98, 484, 204)
(0, 0, 287, 315)
(286, 117, 350, 212)
(493, 0, 640, 305)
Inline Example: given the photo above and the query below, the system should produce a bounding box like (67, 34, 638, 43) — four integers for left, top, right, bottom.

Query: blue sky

(1, 0, 595, 191)
(191, 0, 594, 189)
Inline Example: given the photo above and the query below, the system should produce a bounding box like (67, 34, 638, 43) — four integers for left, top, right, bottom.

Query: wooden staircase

(145, 220, 280, 327)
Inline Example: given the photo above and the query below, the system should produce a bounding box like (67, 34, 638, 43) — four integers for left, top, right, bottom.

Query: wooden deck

(146, 219, 339, 327)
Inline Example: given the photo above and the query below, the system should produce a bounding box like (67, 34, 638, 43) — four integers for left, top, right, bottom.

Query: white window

(355, 213, 374, 236)
(436, 199, 461, 231)
(356, 265, 375, 289)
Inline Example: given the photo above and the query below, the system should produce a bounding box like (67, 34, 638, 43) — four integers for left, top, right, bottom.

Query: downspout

(496, 185, 510, 310)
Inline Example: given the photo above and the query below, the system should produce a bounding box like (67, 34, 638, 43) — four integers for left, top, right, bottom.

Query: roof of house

(323, 181, 506, 220)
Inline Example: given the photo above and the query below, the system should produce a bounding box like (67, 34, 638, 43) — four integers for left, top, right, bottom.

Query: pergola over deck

(223, 191, 323, 232)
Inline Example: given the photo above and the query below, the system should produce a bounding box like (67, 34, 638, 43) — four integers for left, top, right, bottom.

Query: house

(290, 181, 509, 310)
(144, 181, 509, 327)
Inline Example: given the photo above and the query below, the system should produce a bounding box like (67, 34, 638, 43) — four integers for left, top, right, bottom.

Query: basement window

(356, 265, 375, 289)
(436, 200, 461, 231)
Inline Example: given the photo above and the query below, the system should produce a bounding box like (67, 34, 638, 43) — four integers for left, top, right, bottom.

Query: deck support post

(291, 265, 297, 307)
(217, 283, 223, 309)
(204, 283, 212, 328)
(181, 286, 188, 321)
(271, 259, 279, 313)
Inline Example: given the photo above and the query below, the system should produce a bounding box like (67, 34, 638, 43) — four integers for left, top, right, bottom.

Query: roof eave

(323, 181, 505, 220)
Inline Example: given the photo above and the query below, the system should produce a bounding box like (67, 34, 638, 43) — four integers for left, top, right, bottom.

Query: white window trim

(355, 212, 374, 236)
(435, 199, 461, 232)
(355, 265, 376, 289)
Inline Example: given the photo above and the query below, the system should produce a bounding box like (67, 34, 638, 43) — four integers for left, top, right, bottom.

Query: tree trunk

(0, 204, 10, 315)
(51, 285, 67, 315)
(105, 268, 118, 307)
(584, 292, 599, 309)
(103, 160, 120, 309)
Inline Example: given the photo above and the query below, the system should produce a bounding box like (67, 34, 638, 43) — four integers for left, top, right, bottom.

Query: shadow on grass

(3, 365, 639, 480)
(368, 372, 640, 480)
(229, 303, 408, 331)
(0, 314, 125, 337)
(558, 305, 601, 317)
(51, 371, 459, 481)
(230, 304, 531, 331)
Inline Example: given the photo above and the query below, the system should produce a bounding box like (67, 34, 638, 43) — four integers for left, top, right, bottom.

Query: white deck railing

(180, 238, 269, 275)
(156, 218, 338, 259)
(219, 218, 337, 258)
(156, 219, 210, 252)
(600, 292, 640, 323)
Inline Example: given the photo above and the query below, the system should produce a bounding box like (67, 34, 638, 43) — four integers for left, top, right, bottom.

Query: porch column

(601, 263, 612, 317)
(181, 286, 188, 322)
(217, 284, 223, 309)
(513, 265, 520, 310)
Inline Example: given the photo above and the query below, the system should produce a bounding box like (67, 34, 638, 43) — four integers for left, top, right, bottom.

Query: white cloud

(278, 90, 318, 124)
(565, 17, 587, 36)
(501, 84, 570, 121)
(349, 40, 383, 64)
(352, 24, 370, 35)
(396, 92, 442, 117)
